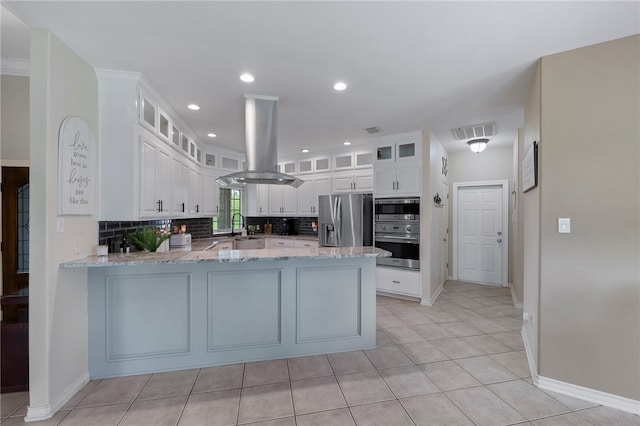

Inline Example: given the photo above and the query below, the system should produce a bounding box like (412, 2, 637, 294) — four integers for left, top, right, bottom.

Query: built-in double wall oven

(374, 197, 420, 270)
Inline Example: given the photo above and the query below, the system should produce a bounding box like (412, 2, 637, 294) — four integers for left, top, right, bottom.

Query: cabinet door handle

(396, 181, 399, 190)
(392, 280, 400, 284)
(157, 200, 162, 212)
(216, 205, 219, 213)
(196, 204, 200, 213)
(181, 202, 185, 213)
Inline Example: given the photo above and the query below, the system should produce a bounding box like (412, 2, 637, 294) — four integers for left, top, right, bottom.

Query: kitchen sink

(233, 236, 262, 241)
(234, 237, 265, 250)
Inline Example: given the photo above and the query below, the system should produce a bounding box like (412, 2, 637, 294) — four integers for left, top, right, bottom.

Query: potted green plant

(125, 228, 171, 252)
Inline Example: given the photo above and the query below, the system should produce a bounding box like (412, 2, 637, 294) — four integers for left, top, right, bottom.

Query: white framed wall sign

(58, 116, 96, 215)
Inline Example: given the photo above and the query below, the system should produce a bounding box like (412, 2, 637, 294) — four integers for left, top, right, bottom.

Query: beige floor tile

(327, 351, 375, 374)
(438, 321, 484, 337)
(296, 408, 355, 426)
(489, 351, 531, 378)
(376, 314, 406, 329)
(446, 386, 526, 426)
(179, 389, 240, 426)
(60, 380, 102, 410)
(138, 369, 198, 400)
(395, 311, 433, 326)
(541, 389, 599, 411)
(287, 355, 333, 381)
(487, 331, 525, 349)
(467, 319, 511, 334)
(349, 400, 414, 426)
(120, 395, 187, 426)
(1, 410, 70, 426)
(1, 392, 29, 418)
(487, 314, 523, 330)
(58, 403, 130, 426)
(192, 363, 245, 394)
(447, 297, 487, 310)
(378, 365, 439, 398)
(455, 356, 518, 384)
(242, 417, 296, 426)
(412, 323, 455, 340)
(577, 405, 640, 426)
(381, 326, 425, 344)
(488, 380, 569, 420)
(78, 375, 151, 407)
(376, 305, 392, 316)
(243, 359, 289, 387)
(430, 337, 485, 359)
(398, 340, 449, 364)
(290, 375, 347, 415)
(335, 371, 395, 407)
(237, 382, 293, 425)
(532, 412, 594, 426)
(418, 361, 481, 391)
(460, 334, 513, 355)
(364, 345, 413, 369)
(449, 308, 485, 322)
(421, 310, 461, 323)
(376, 330, 395, 347)
(400, 393, 475, 426)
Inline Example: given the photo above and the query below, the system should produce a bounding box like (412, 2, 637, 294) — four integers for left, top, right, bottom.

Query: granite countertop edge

(61, 247, 391, 268)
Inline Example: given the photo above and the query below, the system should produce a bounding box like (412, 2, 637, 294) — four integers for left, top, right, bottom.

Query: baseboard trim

(421, 282, 444, 307)
(521, 326, 640, 415)
(509, 283, 523, 308)
(521, 326, 539, 385)
(25, 405, 54, 423)
(25, 372, 90, 422)
(537, 375, 640, 416)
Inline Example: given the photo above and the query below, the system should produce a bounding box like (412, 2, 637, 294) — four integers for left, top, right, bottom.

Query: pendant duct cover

(217, 95, 304, 188)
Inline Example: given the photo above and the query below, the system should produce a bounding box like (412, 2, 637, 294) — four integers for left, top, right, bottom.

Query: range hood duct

(217, 95, 304, 188)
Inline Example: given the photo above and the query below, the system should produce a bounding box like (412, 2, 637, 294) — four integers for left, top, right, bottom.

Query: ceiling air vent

(364, 126, 382, 134)
(452, 123, 496, 140)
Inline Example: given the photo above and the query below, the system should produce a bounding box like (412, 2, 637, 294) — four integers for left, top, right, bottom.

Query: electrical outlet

(73, 240, 80, 255)
(523, 312, 533, 324)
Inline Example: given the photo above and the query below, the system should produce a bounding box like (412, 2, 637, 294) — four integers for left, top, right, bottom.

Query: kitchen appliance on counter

(169, 233, 192, 251)
(318, 193, 373, 247)
(374, 197, 420, 270)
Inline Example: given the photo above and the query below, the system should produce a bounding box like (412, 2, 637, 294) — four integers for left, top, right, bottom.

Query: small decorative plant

(126, 228, 171, 252)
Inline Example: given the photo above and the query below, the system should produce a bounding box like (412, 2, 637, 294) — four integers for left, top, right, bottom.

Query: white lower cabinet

(140, 134, 171, 218)
(376, 266, 421, 298)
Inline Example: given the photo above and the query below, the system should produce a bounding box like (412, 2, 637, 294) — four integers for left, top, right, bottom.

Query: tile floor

(3, 281, 640, 426)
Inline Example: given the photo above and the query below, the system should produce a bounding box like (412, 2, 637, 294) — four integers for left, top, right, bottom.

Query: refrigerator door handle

(335, 196, 342, 246)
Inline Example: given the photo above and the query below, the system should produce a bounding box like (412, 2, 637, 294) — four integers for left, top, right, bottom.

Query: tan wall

(28, 29, 98, 417)
(537, 35, 640, 399)
(1, 74, 30, 162)
(521, 61, 541, 370)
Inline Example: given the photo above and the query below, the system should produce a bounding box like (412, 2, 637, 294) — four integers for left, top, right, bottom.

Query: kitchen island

(63, 246, 388, 378)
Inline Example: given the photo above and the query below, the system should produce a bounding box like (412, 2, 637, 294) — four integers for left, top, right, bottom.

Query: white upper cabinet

(332, 170, 374, 193)
(373, 131, 422, 197)
(202, 170, 220, 216)
(170, 157, 189, 217)
(297, 174, 330, 215)
(158, 108, 171, 142)
(269, 184, 298, 215)
(333, 150, 373, 171)
(139, 133, 171, 218)
(140, 93, 157, 133)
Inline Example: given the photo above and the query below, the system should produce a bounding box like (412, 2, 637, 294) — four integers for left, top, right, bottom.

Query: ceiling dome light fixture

(300, 148, 310, 153)
(333, 81, 347, 91)
(343, 141, 351, 146)
(207, 133, 217, 138)
(187, 104, 200, 111)
(240, 73, 255, 83)
(467, 138, 489, 153)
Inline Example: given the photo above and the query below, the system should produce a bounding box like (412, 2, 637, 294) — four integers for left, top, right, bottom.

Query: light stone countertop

(61, 246, 390, 268)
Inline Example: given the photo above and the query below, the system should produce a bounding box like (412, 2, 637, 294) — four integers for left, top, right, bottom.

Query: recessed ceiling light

(207, 133, 217, 138)
(187, 104, 200, 111)
(343, 141, 351, 146)
(333, 81, 347, 91)
(301, 148, 310, 153)
(240, 73, 255, 83)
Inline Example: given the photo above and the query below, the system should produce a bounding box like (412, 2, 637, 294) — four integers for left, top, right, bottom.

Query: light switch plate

(558, 218, 570, 233)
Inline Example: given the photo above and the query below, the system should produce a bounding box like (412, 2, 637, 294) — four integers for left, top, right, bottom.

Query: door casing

(452, 180, 509, 286)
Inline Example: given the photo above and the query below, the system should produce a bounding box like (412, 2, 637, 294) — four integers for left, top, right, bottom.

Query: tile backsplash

(246, 216, 318, 236)
(98, 217, 212, 252)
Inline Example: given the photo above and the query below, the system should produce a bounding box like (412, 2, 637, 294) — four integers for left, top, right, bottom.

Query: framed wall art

(521, 140, 538, 193)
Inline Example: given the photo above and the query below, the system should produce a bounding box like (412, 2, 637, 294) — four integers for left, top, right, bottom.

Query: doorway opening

(1, 166, 30, 392)
(452, 180, 508, 286)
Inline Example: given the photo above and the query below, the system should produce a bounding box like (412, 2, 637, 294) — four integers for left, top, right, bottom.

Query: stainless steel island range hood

(217, 95, 304, 188)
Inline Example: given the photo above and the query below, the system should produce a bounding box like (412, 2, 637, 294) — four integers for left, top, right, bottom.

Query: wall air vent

(452, 123, 496, 140)
(364, 126, 382, 134)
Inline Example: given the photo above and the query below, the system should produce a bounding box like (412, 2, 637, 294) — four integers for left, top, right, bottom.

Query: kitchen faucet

(231, 213, 245, 236)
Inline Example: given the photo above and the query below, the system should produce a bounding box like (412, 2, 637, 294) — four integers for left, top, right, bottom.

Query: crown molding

(1, 57, 30, 76)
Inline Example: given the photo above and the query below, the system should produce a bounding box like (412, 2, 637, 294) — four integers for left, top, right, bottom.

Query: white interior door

(457, 184, 505, 285)
(441, 182, 449, 281)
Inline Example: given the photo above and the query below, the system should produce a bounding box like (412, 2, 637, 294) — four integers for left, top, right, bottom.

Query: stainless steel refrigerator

(318, 193, 373, 247)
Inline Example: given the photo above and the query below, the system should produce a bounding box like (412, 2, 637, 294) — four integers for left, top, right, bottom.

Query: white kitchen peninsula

(63, 246, 388, 378)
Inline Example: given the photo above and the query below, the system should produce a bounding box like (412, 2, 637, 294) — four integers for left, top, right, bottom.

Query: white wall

(27, 29, 98, 421)
(1, 74, 30, 163)
(427, 134, 447, 300)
